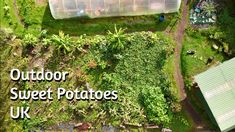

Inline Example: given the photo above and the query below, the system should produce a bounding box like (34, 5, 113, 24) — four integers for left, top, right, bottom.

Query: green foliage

(50, 31, 86, 55)
(0, 30, 29, 131)
(0, 29, 180, 130)
(51, 31, 74, 54)
(3, 2, 10, 15)
(42, 38, 52, 47)
(107, 25, 127, 51)
(201, 1, 217, 17)
(217, 8, 235, 55)
(91, 32, 176, 127)
(198, 5, 235, 56)
(40, 30, 48, 39)
(22, 33, 38, 47)
(140, 86, 172, 126)
(3, 0, 12, 25)
(0, 28, 13, 43)
(17, 0, 38, 26)
(182, 29, 224, 78)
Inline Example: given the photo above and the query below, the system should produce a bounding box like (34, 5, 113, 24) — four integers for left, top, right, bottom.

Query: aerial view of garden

(0, 0, 235, 131)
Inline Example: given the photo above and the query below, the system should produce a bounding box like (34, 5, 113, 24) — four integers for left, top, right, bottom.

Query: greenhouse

(49, 0, 181, 19)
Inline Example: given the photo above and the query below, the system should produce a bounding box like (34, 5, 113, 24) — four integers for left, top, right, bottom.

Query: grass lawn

(0, 0, 24, 34)
(170, 111, 193, 132)
(181, 29, 224, 79)
(181, 28, 225, 130)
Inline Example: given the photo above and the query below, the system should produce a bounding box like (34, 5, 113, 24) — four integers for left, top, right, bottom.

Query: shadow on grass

(41, 5, 173, 36)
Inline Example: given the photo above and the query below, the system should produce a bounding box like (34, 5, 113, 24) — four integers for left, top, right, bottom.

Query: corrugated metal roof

(195, 58, 235, 132)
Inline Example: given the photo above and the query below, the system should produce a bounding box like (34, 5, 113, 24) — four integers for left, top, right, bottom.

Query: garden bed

(190, 0, 217, 25)
(0, 29, 192, 131)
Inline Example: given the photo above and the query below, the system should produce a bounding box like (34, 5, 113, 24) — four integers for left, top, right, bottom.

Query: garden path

(173, 0, 205, 129)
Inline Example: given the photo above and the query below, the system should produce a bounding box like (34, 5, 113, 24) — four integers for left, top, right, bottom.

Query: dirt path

(174, 0, 188, 101)
(173, 0, 204, 129)
(13, 0, 25, 27)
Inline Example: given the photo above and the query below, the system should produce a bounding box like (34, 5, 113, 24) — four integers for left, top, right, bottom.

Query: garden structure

(49, 0, 181, 19)
(195, 58, 235, 132)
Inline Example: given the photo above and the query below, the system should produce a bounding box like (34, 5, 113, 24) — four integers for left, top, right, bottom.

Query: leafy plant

(51, 31, 74, 54)
(74, 36, 86, 52)
(92, 32, 175, 127)
(40, 30, 48, 38)
(0, 28, 13, 43)
(107, 25, 127, 51)
(42, 38, 52, 47)
(1, 31, 178, 130)
(201, 1, 217, 17)
(140, 86, 172, 126)
(3, 2, 10, 16)
(22, 33, 38, 47)
(3, 1, 13, 25)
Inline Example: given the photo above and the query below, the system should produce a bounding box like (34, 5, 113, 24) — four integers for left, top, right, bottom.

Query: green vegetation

(210, 9, 235, 55)
(182, 28, 224, 79)
(0, 0, 24, 34)
(181, 0, 235, 130)
(182, 0, 235, 90)
(1, 0, 234, 131)
(0, 29, 191, 131)
(181, 29, 224, 128)
(95, 32, 177, 127)
(141, 86, 172, 125)
(0, 2, 182, 130)
(201, 1, 217, 17)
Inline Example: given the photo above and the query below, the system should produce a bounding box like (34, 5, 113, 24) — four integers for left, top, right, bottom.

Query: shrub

(140, 86, 172, 126)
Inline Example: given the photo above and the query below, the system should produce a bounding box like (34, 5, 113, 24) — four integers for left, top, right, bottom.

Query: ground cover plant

(0, 28, 191, 131)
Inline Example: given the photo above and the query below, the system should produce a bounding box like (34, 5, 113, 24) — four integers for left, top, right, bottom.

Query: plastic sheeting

(49, 0, 181, 19)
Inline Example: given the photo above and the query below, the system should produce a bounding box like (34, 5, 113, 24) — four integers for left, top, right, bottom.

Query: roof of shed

(195, 58, 235, 132)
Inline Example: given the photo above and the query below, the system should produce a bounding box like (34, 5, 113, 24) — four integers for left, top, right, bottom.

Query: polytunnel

(49, 0, 181, 19)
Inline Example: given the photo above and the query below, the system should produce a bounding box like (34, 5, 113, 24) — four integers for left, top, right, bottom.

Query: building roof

(195, 58, 235, 132)
(49, 0, 181, 19)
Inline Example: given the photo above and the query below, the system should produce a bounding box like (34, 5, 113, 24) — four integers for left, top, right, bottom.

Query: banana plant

(107, 25, 127, 51)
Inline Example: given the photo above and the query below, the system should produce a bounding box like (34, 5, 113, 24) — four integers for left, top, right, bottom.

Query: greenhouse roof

(49, 0, 181, 19)
(195, 58, 235, 132)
